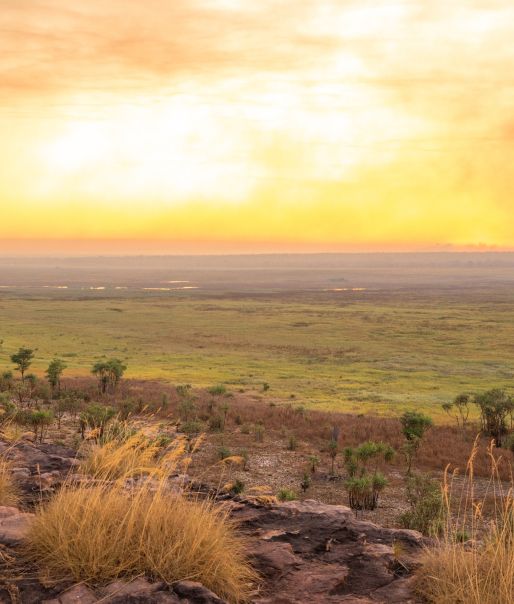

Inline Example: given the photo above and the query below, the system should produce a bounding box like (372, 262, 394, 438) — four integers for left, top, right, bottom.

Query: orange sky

(1, 0, 514, 254)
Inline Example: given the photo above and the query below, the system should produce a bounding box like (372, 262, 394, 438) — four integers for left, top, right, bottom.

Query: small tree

(328, 439, 338, 475)
(10, 347, 35, 381)
(474, 389, 513, 447)
(46, 358, 67, 395)
(308, 455, 320, 474)
(0, 371, 13, 391)
(343, 441, 395, 510)
(300, 472, 311, 493)
(80, 404, 116, 438)
(400, 411, 433, 474)
(178, 398, 196, 422)
(220, 402, 230, 432)
(91, 359, 126, 394)
(16, 409, 54, 443)
(52, 395, 81, 430)
(442, 393, 470, 433)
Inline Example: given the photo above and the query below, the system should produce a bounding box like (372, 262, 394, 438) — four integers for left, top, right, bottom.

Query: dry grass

(63, 377, 514, 479)
(25, 435, 256, 603)
(0, 458, 20, 507)
(416, 440, 514, 604)
(79, 432, 169, 480)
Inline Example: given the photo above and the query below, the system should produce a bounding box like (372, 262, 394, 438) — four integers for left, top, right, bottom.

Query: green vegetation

(2, 291, 514, 416)
(399, 472, 444, 535)
(343, 441, 395, 510)
(277, 488, 297, 501)
(401, 411, 433, 474)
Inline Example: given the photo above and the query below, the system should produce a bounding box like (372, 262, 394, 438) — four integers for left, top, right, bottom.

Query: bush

(208, 415, 223, 432)
(181, 420, 202, 435)
(80, 404, 116, 438)
(218, 446, 231, 460)
(399, 473, 444, 535)
(15, 409, 54, 443)
(343, 441, 394, 510)
(287, 435, 297, 451)
(254, 423, 265, 442)
(176, 384, 192, 398)
(208, 384, 227, 396)
(277, 488, 297, 502)
(230, 479, 245, 495)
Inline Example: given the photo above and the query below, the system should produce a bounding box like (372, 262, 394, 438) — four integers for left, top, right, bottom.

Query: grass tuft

(25, 434, 256, 603)
(0, 458, 20, 506)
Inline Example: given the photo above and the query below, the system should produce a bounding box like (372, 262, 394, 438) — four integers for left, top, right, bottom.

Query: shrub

(176, 384, 192, 398)
(308, 455, 319, 473)
(178, 398, 196, 422)
(300, 472, 310, 493)
(230, 479, 245, 495)
(287, 435, 297, 451)
(475, 389, 513, 447)
(0, 398, 18, 428)
(277, 488, 297, 502)
(208, 384, 227, 396)
(80, 404, 116, 438)
(181, 420, 202, 436)
(400, 411, 432, 474)
(254, 423, 265, 443)
(15, 409, 54, 443)
(345, 473, 387, 511)
(399, 473, 444, 536)
(208, 415, 223, 432)
(343, 441, 395, 510)
(240, 449, 249, 470)
(116, 398, 138, 420)
(218, 446, 231, 460)
(26, 469, 255, 602)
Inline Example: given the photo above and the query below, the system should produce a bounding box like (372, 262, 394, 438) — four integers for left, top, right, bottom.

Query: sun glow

(1, 0, 514, 253)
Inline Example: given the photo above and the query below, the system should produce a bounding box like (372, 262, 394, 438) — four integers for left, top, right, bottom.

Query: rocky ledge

(234, 498, 424, 603)
(0, 439, 425, 603)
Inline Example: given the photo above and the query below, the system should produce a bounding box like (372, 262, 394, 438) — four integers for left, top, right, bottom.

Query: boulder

(0, 505, 34, 546)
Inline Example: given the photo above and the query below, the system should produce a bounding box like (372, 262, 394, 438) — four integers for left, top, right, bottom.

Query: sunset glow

(2, 0, 514, 254)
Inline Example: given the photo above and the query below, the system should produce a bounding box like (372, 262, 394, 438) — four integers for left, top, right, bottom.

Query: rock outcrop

(0, 439, 78, 499)
(232, 498, 424, 603)
(0, 439, 425, 603)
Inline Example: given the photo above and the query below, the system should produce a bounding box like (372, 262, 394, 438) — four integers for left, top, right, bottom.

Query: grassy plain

(2, 284, 514, 418)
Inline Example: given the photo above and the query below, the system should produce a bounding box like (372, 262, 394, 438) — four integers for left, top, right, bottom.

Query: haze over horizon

(2, 1, 514, 255)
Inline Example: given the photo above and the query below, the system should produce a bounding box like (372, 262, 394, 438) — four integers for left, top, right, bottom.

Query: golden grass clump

(79, 432, 168, 480)
(26, 434, 256, 603)
(0, 458, 20, 506)
(416, 439, 514, 604)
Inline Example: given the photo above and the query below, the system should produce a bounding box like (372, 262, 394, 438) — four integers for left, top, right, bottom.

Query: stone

(0, 505, 34, 546)
(43, 584, 98, 604)
(172, 580, 226, 603)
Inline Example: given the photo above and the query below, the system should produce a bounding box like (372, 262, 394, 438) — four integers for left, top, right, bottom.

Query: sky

(1, 0, 514, 255)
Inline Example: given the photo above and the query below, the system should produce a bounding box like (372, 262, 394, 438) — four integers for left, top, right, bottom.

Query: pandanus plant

(343, 441, 395, 511)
